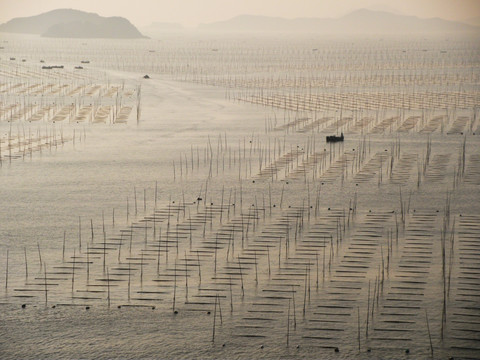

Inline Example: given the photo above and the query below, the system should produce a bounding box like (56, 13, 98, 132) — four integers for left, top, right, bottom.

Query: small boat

(326, 133, 344, 143)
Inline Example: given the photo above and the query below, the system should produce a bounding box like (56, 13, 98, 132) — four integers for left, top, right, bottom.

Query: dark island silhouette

(0, 9, 147, 39)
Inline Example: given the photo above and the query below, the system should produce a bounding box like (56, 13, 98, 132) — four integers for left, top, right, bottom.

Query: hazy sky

(1, 0, 479, 27)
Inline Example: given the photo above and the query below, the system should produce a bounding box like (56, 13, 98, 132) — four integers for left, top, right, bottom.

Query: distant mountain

(364, 4, 404, 15)
(141, 22, 183, 37)
(341, 9, 476, 33)
(464, 16, 480, 27)
(199, 15, 301, 33)
(199, 9, 479, 34)
(0, 9, 147, 39)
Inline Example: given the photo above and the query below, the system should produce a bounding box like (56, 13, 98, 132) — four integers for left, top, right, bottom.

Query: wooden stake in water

(287, 299, 291, 347)
(90, 219, 94, 243)
(78, 216, 82, 252)
(214, 234, 218, 274)
(217, 293, 223, 325)
(371, 274, 376, 312)
(184, 253, 188, 302)
(303, 266, 308, 317)
(126, 261, 131, 302)
(267, 246, 271, 278)
(87, 244, 90, 282)
(197, 250, 202, 285)
(157, 228, 162, 275)
(24, 247, 28, 280)
(425, 309, 434, 357)
(140, 251, 144, 286)
(62, 231, 66, 262)
(71, 248, 76, 293)
(107, 267, 111, 308)
(127, 197, 129, 223)
(172, 260, 177, 312)
(37, 242, 43, 270)
(134, 187, 138, 216)
(357, 306, 361, 352)
(103, 227, 107, 273)
(366, 280, 370, 338)
(5, 249, 8, 291)
(322, 241, 326, 282)
(280, 184, 285, 209)
(43, 262, 48, 307)
(254, 250, 258, 285)
(152, 180, 157, 211)
(212, 294, 217, 343)
(238, 256, 244, 297)
(278, 237, 282, 269)
(229, 277, 233, 313)
(292, 285, 297, 329)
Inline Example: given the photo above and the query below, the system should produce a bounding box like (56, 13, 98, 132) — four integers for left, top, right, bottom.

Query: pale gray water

(0, 32, 479, 359)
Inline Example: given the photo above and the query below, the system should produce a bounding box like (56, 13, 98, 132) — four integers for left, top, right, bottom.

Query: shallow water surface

(0, 33, 479, 359)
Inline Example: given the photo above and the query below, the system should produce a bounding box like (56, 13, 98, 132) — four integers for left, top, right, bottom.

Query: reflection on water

(0, 33, 479, 359)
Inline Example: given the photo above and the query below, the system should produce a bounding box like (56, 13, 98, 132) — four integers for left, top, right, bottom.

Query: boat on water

(326, 133, 344, 143)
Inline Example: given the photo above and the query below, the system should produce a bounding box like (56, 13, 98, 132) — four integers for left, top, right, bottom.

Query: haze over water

(0, 3, 479, 359)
